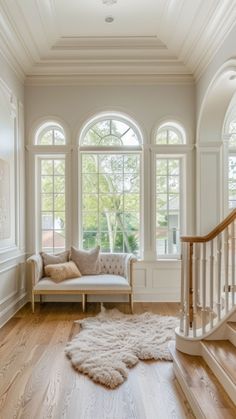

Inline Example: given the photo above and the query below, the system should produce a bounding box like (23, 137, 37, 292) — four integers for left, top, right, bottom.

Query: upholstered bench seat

(27, 252, 136, 312)
(34, 274, 131, 291)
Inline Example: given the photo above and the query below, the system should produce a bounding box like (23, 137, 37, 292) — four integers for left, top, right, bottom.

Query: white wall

(25, 83, 195, 302)
(0, 53, 27, 327)
(195, 25, 236, 234)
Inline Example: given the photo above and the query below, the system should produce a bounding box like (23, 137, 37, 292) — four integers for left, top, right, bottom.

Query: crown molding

(181, 0, 236, 81)
(25, 73, 194, 86)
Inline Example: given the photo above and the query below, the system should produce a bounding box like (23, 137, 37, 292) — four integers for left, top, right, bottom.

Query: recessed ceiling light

(105, 16, 114, 23)
(103, 0, 117, 5)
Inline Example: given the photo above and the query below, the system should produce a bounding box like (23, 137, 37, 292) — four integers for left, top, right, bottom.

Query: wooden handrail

(181, 209, 236, 243)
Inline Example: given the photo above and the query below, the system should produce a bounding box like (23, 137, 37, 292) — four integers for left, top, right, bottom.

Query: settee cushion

(34, 274, 131, 291)
(71, 246, 100, 275)
(45, 261, 81, 282)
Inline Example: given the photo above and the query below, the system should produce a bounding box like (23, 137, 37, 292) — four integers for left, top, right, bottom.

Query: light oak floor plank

(0, 302, 194, 419)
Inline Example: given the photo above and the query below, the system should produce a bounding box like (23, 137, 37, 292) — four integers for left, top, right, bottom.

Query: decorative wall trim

(0, 292, 28, 329)
(24, 74, 194, 86)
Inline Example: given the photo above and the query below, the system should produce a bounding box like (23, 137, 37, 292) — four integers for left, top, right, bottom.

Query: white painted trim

(0, 293, 28, 329)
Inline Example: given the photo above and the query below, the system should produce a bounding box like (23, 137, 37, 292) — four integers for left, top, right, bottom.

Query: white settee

(27, 253, 136, 313)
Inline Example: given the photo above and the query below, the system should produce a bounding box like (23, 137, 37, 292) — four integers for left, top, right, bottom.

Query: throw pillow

(45, 261, 81, 282)
(70, 246, 100, 275)
(41, 250, 69, 268)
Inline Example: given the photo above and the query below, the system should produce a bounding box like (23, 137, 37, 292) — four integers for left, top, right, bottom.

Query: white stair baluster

(210, 239, 214, 329)
(224, 227, 229, 313)
(232, 221, 235, 306)
(202, 242, 207, 334)
(217, 233, 222, 321)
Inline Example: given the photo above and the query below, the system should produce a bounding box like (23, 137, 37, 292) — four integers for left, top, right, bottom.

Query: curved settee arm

(27, 254, 43, 287)
(125, 254, 137, 286)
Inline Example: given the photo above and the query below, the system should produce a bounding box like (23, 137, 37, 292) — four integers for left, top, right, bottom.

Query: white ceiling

(0, 0, 236, 84)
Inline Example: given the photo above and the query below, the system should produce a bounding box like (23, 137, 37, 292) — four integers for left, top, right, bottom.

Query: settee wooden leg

(39, 294, 43, 305)
(32, 292, 35, 313)
(82, 294, 86, 312)
(129, 293, 134, 314)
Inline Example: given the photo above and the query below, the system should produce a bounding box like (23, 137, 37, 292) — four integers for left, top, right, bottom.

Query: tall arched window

(80, 115, 142, 255)
(34, 122, 67, 253)
(227, 117, 236, 209)
(154, 121, 186, 258)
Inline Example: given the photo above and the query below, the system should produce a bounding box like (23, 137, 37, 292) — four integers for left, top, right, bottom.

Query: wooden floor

(0, 302, 195, 419)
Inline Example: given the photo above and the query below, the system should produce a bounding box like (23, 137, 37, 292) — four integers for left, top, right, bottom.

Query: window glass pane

(54, 176, 65, 193)
(156, 130, 168, 144)
(54, 129, 65, 145)
(54, 230, 65, 250)
(168, 129, 182, 144)
(39, 129, 53, 145)
(40, 158, 66, 253)
(156, 157, 181, 256)
(81, 153, 140, 254)
(82, 155, 98, 173)
(81, 119, 139, 146)
(42, 230, 53, 252)
(124, 155, 139, 173)
(41, 176, 53, 193)
(42, 212, 53, 229)
(229, 156, 236, 209)
(41, 160, 53, 175)
(54, 194, 65, 211)
(82, 195, 98, 210)
(41, 194, 53, 211)
(99, 155, 123, 173)
(82, 174, 98, 193)
(229, 133, 236, 148)
(54, 160, 65, 175)
(54, 212, 65, 229)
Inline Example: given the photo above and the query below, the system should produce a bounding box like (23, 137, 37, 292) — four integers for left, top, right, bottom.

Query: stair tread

(202, 340, 236, 386)
(227, 322, 236, 331)
(169, 341, 236, 419)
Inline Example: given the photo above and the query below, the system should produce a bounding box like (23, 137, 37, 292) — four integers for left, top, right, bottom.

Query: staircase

(170, 210, 236, 418)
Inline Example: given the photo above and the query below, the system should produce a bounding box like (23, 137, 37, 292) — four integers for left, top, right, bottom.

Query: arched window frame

(152, 120, 187, 259)
(155, 121, 186, 145)
(79, 113, 143, 257)
(31, 120, 70, 254)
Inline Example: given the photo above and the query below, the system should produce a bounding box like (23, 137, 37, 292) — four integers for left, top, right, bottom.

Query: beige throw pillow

(41, 251, 69, 268)
(45, 261, 81, 282)
(71, 246, 100, 275)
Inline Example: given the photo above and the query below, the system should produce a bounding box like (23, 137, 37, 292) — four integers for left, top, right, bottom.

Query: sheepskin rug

(65, 306, 178, 389)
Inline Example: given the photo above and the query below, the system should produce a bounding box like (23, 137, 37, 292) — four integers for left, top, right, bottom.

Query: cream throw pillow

(45, 261, 81, 282)
(41, 250, 69, 268)
(70, 246, 100, 275)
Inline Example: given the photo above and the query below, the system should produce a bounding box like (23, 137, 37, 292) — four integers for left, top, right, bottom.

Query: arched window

(35, 122, 67, 253)
(227, 117, 236, 209)
(35, 122, 66, 145)
(155, 122, 185, 145)
(155, 122, 186, 257)
(80, 115, 142, 255)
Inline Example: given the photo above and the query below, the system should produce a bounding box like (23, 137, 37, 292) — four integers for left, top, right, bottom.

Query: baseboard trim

(0, 292, 28, 328)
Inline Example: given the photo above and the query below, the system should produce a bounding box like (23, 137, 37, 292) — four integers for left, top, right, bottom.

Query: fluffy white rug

(65, 307, 178, 389)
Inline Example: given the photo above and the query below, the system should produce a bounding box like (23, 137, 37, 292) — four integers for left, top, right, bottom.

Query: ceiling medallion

(102, 0, 117, 5)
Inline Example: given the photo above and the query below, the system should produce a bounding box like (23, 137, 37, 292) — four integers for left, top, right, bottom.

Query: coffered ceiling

(0, 0, 236, 84)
